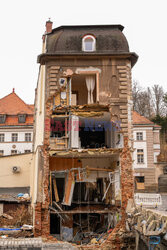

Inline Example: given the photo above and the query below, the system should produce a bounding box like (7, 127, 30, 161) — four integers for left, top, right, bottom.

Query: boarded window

(135, 176, 145, 190)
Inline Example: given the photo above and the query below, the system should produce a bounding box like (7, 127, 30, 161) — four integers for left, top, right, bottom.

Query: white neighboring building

(133, 111, 161, 192)
(0, 89, 34, 156)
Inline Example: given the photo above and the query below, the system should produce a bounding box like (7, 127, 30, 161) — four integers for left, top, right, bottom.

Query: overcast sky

(0, 0, 166, 104)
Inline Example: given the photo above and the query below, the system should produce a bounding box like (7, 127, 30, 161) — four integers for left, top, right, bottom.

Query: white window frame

(137, 149, 144, 164)
(82, 35, 96, 52)
(0, 133, 5, 142)
(25, 133, 31, 142)
(136, 132, 143, 141)
(12, 133, 18, 142)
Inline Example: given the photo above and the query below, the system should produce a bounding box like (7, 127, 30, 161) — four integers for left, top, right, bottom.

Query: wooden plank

(53, 178, 59, 202)
(62, 172, 75, 206)
(50, 210, 114, 214)
(50, 174, 52, 206)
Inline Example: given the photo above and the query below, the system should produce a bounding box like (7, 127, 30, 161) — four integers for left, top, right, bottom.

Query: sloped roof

(38, 25, 138, 67)
(0, 90, 33, 115)
(133, 111, 161, 128)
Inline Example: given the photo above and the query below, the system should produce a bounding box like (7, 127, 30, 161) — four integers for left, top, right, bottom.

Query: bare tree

(152, 84, 164, 116)
(132, 81, 154, 118)
(132, 80, 142, 111)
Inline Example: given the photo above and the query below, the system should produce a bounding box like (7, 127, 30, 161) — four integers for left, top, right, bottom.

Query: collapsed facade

(32, 20, 138, 243)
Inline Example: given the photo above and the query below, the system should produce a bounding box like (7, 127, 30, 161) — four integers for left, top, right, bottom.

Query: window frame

(24, 150, 31, 153)
(0, 150, 4, 156)
(11, 133, 18, 142)
(0, 133, 5, 142)
(18, 114, 26, 123)
(82, 35, 96, 52)
(137, 149, 144, 164)
(25, 133, 31, 142)
(135, 176, 145, 190)
(136, 132, 143, 141)
(0, 115, 6, 124)
(11, 150, 17, 155)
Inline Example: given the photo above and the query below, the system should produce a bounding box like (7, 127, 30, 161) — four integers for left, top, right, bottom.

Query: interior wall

(82, 157, 118, 170)
(49, 157, 82, 171)
(72, 75, 96, 105)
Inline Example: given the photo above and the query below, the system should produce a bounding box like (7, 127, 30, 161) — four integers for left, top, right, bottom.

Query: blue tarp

(0, 228, 21, 231)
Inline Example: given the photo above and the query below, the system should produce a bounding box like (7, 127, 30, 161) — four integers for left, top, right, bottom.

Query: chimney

(45, 18, 53, 33)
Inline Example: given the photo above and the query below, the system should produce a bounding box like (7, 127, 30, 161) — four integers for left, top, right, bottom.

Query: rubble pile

(126, 206, 167, 237)
(0, 205, 33, 238)
(0, 205, 32, 228)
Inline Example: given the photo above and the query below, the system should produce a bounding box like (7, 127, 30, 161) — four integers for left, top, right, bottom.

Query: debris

(91, 238, 98, 244)
(2, 213, 13, 220)
(21, 224, 33, 230)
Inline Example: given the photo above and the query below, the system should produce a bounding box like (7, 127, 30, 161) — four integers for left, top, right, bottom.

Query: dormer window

(82, 35, 96, 52)
(0, 115, 6, 124)
(18, 114, 26, 123)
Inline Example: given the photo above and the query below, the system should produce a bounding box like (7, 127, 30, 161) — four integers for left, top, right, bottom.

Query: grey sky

(0, 0, 166, 104)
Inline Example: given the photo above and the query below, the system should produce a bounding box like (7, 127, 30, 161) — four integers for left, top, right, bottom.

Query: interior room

(71, 74, 96, 105)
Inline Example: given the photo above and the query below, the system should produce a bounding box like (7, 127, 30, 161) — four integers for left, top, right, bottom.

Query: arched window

(82, 35, 96, 52)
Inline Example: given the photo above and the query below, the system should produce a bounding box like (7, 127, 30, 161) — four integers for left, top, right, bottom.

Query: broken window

(137, 149, 144, 163)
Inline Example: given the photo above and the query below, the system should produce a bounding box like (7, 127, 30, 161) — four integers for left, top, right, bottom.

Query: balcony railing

(135, 193, 162, 206)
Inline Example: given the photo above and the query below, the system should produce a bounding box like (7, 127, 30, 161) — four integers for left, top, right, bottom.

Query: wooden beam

(53, 178, 59, 202)
(50, 174, 52, 206)
(50, 210, 114, 214)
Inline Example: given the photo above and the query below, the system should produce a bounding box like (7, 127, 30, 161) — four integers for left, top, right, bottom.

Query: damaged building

(32, 20, 138, 244)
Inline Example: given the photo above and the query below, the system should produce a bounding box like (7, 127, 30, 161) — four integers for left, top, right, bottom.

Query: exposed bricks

(34, 202, 42, 237)
(120, 137, 134, 224)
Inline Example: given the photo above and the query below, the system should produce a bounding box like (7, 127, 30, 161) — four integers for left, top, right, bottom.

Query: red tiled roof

(133, 111, 161, 128)
(1, 115, 34, 126)
(0, 91, 34, 126)
(0, 91, 34, 115)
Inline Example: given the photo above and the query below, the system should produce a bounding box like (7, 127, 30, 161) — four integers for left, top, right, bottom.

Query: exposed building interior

(48, 154, 121, 243)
